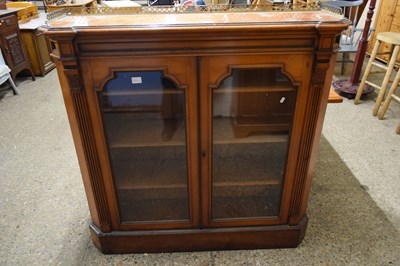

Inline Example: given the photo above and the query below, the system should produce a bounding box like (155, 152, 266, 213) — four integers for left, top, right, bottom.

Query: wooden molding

(70, 89, 112, 232)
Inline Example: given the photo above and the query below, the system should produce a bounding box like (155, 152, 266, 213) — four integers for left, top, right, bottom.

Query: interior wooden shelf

(102, 88, 181, 96)
(214, 179, 280, 187)
(102, 107, 162, 113)
(233, 115, 292, 126)
(103, 114, 288, 148)
(214, 85, 294, 93)
(117, 179, 281, 191)
(214, 117, 289, 144)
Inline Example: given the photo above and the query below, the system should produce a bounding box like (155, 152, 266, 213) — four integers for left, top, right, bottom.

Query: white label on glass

(280, 97, 286, 103)
(131, 77, 142, 84)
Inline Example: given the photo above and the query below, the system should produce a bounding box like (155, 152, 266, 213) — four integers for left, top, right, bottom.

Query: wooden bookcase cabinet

(44, 11, 347, 253)
(20, 29, 55, 76)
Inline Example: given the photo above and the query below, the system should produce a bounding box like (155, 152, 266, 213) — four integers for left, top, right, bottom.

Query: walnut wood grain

(44, 9, 348, 253)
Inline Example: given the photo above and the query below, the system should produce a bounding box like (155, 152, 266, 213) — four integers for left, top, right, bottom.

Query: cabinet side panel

(289, 33, 339, 224)
(53, 55, 111, 232)
(302, 51, 338, 217)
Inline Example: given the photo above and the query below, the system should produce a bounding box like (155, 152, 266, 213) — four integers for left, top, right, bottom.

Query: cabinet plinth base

(89, 216, 308, 254)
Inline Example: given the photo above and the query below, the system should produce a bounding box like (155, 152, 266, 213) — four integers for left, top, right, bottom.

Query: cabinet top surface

(0, 9, 17, 17)
(43, 8, 346, 31)
(19, 13, 48, 30)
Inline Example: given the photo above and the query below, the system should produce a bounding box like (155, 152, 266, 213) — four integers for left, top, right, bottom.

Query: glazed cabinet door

(199, 55, 312, 227)
(82, 57, 199, 230)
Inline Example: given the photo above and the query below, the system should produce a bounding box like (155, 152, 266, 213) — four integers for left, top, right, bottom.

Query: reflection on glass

(99, 71, 189, 222)
(212, 68, 296, 220)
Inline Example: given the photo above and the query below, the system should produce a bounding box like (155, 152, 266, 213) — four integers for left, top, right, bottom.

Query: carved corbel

(64, 69, 83, 92)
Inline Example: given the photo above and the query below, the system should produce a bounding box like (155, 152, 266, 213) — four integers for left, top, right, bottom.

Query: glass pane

(212, 68, 296, 220)
(99, 71, 189, 223)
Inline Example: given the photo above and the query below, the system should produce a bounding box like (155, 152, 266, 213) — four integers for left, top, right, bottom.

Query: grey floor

(325, 71, 400, 232)
(1, 61, 400, 265)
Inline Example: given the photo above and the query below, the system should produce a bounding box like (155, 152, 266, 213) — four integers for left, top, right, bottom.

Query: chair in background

(374, 36, 400, 121)
(354, 32, 400, 134)
(321, 0, 366, 75)
(0, 49, 19, 95)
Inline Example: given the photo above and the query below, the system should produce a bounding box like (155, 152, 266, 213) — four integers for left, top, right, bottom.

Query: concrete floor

(325, 67, 400, 231)
(1, 61, 400, 265)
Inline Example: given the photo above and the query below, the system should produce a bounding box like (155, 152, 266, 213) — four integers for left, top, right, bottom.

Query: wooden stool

(354, 32, 400, 120)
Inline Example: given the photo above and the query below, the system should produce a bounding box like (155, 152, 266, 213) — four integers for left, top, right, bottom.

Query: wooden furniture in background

(42, 8, 347, 253)
(19, 13, 55, 76)
(0, 10, 35, 81)
(367, 0, 400, 63)
(0, 0, 6, 10)
(45, 0, 97, 12)
(5, 2, 39, 24)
